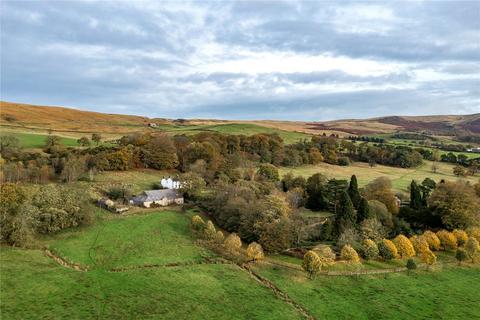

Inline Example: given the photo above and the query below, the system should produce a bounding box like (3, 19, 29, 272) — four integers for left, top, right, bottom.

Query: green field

(156, 123, 310, 144)
(0, 131, 80, 148)
(2, 209, 479, 319)
(93, 169, 175, 193)
(280, 160, 478, 192)
(251, 262, 480, 320)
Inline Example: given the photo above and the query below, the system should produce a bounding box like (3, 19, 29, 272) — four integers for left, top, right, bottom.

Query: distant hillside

(1, 101, 478, 139)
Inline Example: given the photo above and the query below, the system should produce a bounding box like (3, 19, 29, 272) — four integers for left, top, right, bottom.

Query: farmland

(0, 131, 80, 149)
(279, 160, 478, 191)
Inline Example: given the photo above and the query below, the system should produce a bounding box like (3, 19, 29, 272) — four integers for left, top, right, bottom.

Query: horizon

(1, 1, 479, 120)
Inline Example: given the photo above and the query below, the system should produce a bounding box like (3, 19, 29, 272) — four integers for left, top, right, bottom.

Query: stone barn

(131, 189, 184, 208)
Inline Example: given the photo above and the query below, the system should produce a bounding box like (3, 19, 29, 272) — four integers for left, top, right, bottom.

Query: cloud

(1, 0, 479, 120)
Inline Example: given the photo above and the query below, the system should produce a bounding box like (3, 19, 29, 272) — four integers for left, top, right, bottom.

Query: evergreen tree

(356, 197, 371, 223)
(410, 180, 423, 210)
(336, 191, 356, 234)
(347, 175, 361, 209)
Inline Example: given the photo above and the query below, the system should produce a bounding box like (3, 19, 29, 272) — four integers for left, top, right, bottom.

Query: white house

(160, 177, 181, 189)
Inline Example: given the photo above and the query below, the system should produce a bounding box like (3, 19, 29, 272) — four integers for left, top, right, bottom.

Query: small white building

(131, 189, 184, 208)
(160, 177, 181, 189)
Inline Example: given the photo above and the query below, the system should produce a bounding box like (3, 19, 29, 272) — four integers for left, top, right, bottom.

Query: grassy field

(93, 169, 177, 193)
(280, 160, 478, 192)
(45, 210, 213, 269)
(252, 262, 480, 320)
(156, 123, 310, 144)
(0, 248, 301, 319)
(0, 131, 80, 148)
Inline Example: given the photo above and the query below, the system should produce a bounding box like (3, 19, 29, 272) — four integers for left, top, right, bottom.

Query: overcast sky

(1, 1, 479, 120)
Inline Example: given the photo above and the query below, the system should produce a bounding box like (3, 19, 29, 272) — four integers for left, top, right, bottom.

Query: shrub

(191, 215, 205, 232)
(452, 229, 468, 246)
(436, 230, 458, 251)
(302, 250, 322, 279)
(406, 258, 417, 271)
(337, 157, 350, 166)
(340, 245, 360, 264)
(455, 248, 468, 265)
(465, 236, 480, 263)
(312, 244, 336, 261)
(362, 239, 379, 260)
(246, 242, 264, 261)
(423, 231, 441, 251)
(224, 233, 242, 255)
(393, 235, 415, 258)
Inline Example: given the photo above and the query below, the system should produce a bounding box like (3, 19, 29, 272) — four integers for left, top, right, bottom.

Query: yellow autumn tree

(340, 245, 361, 264)
(421, 249, 437, 269)
(203, 220, 217, 240)
(467, 227, 480, 242)
(436, 230, 457, 251)
(224, 233, 242, 255)
(465, 236, 480, 263)
(191, 215, 205, 232)
(302, 250, 322, 279)
(410, 235, 429, 254)
(362, 239, 379, 260)
(423, 230, 441, 251)
(382, 239, 399, 259)
(215, 230, 224, 244)
(452, 229, 468, 246)
(246, 242, 264, 261)
(393, 235, 415, 258)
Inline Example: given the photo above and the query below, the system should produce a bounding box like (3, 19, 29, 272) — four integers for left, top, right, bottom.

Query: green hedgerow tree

(302, 250, 322, 279)
(348, 175, 361, 209)
(465, 236, 480, 263)
(406, 258, 417, 273)
(191, 215, 205, 232)
(203, 221, 217, 240)
(356, 197, 371, 223)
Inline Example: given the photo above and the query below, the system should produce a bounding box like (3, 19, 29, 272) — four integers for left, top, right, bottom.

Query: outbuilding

(131, 189, 184, 208)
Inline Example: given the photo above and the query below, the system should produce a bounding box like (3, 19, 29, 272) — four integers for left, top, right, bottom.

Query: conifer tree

(347, 175, 361, 209)
(410, 180, 423, 210)
(336, 191, 356, 234)
(356, 197, 371, 223)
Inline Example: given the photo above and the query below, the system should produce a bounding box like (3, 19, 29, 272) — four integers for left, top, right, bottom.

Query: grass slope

(46, 211, 213, 268)
(0, 131, 80, 148)
(252, 263, 480, 320)
(280, 160, 478, 191)
(1, 248, 301, 319)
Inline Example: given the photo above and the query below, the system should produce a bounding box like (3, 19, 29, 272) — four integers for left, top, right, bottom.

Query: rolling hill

(1, 101, 479, 140)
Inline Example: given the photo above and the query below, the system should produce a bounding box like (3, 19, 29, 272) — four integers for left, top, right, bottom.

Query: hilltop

(1, 101, 479, 139)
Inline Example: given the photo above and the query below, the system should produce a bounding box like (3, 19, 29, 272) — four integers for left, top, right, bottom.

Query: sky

(1, 1, 479, 121)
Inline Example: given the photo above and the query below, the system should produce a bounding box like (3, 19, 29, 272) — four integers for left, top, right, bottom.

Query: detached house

(131, 189, 184, 208)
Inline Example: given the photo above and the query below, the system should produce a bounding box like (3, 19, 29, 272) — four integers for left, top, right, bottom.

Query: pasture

(0, 131, 80, 148)
(280, 160, 478, 191)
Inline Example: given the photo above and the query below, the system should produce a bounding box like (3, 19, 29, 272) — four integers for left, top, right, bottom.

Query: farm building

(131, 189, 184, 208)
(160, 177, 181, 189)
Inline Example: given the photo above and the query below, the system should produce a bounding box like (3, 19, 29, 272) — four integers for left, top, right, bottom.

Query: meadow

(279, 160, 478, 192)
(0, 131, 80, 148)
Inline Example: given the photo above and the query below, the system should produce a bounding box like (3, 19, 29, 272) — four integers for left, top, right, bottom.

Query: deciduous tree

(302, 250, 322, 279)
(246, 242, 264, 261)
(393, 235, 415, 258)
(340, 245, 360, 263)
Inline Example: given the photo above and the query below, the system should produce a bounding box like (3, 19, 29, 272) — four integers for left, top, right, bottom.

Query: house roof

(133, 189, 181, 202)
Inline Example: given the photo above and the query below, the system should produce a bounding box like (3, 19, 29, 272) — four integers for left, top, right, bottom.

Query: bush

(340, 245, 360, 264)
(215, 230, 224, 244)
(246, 242, 264, 261)
(312, 244, 336, 261)
(465, 236, 480, 263)
(423, 230, 441, 251)
(466, 227, 480, 242)
(362, 239, 379, 260)
(410, 235, 429, 254)
(106, 184, 132, 203)
(337, 157, 350, 166)
(393, 235, 415, 258)
(420, 249, 436, 267)
(406, 258, 417, 271)
(455, 248, 468, 265)
(452, 229, 468, 246)
(436, 230, 458, 251)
